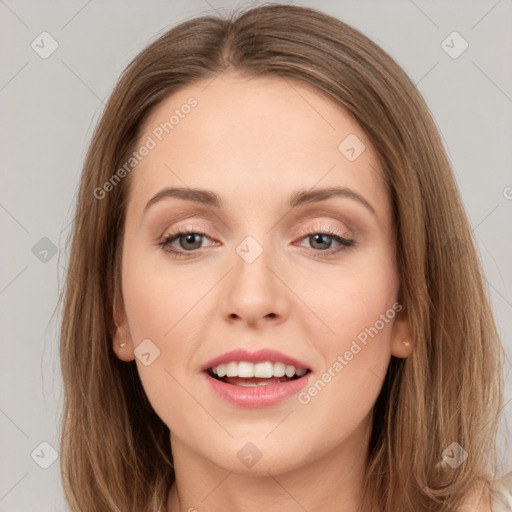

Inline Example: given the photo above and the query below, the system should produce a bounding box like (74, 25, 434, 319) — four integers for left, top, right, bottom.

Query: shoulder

(489, 471, 512, 512)
(460, 495, 491, 512)
(455, 473, 512, 512)
(456, 481, 492, 512)
(459, 472, 512, 512)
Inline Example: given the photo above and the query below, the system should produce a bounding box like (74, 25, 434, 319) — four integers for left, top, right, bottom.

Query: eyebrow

(143, 186, 376, 216)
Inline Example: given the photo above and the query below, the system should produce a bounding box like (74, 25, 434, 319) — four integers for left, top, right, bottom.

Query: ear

(390, 302, 413, 359)
(111, 298, 135, 362)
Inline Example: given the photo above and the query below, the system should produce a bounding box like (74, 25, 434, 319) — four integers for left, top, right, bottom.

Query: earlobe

(111, 301, 135, 362)
(390, 304, 413, 359)
(392, 338, 413, 359)
(113, 325, 135, 362)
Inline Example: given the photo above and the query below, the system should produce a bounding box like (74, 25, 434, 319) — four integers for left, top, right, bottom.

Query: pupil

(310, 234, 331, 250)
(181, 233, 202, 250)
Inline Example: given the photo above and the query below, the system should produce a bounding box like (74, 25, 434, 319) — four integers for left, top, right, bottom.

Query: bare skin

(113, 72, 413, 512)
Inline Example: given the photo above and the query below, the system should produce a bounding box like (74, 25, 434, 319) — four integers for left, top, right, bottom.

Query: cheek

(299, 247, 399, 341)
(121, 256, 205, 424)
(297, 247, 399, 399)
(121, 247, 205, 343)
(295, 268, 398, 438)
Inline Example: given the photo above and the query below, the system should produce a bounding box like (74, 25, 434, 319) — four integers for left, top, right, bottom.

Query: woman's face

(113, 73, 411, 476)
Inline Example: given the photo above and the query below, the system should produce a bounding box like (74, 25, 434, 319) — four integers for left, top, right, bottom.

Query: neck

(166, 416, 375, 512)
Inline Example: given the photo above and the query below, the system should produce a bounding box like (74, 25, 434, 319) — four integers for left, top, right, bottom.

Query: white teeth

(273, 362, 286, 377)
(238, 361, 254, 378)
(254, 362, 273, 378)
(225, 361, 238, 377)
(210, 361, 308, 379)
(284, 365, 296, 378)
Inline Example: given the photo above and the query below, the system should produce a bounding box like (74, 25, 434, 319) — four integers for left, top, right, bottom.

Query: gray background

(1, 0, 511, 510)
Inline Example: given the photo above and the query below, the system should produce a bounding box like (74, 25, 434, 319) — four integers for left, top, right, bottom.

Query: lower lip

(203, 372, 312, 408)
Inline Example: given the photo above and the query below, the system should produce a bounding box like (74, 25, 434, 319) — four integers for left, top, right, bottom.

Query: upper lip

(201, 348, 310, 372)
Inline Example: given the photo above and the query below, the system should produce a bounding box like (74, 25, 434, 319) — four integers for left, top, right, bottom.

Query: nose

(220, 244, 290, 328)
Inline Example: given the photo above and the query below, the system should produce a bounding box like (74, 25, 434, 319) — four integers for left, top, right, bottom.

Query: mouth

(203, 360, 313, 407)
(205, 361, 312, 387)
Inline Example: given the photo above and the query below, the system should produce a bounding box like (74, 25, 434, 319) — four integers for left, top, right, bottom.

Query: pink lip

(202, 371, 313, 408)
(200, 348, 310, 372)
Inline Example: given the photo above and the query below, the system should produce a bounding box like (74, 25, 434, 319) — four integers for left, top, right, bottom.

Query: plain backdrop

(0, 1, 511, 510)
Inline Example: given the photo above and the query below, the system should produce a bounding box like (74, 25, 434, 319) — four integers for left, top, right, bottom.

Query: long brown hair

(58, 4, 505, 511)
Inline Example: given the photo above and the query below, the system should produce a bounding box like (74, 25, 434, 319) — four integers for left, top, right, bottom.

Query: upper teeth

(212, 361, 307, 378)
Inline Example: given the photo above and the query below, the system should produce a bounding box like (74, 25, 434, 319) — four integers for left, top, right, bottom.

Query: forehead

(127, 73, 387, 221)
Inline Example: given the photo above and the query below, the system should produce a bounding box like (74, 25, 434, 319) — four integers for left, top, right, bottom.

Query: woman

(58, 4, 512, 511)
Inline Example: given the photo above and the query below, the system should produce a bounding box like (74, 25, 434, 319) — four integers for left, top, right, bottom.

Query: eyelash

(157, 225, 356, 259)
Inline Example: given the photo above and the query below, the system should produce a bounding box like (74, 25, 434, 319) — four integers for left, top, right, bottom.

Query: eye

(157, 228, 216, 257)
(295, 225, 356, 258)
